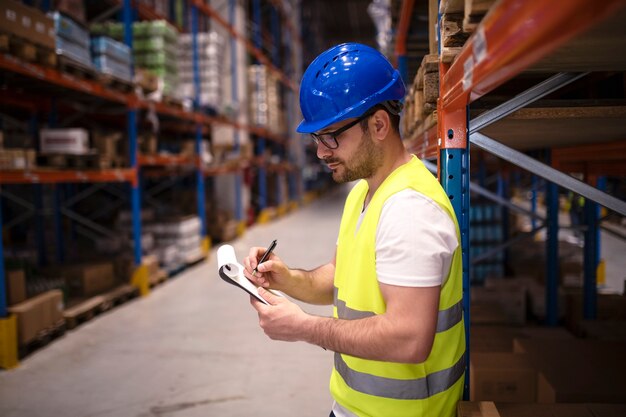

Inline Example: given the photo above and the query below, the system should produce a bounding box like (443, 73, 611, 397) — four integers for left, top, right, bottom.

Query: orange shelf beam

(0, 168, 137, 185)
(192, 0, 297, 91)
(138, 154, 199, 167)
(0, 53, 131, 105)
(203, 161, 249, 176)
(441, 0, 626, 112)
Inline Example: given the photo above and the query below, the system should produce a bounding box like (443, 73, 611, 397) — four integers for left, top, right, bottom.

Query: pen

(252, 239, 277, 275)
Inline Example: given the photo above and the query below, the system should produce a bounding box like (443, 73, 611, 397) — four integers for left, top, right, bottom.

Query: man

(243, 43, 465, 417)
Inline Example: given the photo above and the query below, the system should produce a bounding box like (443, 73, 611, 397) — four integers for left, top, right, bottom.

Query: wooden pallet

(0, 32, 57, 67)
(97, 73, 135, 94)
(57, 55, 97, 81)
(63, 284, 139, 330)
(19, 319, 66, 359)
(148, 269, 168, 288)
(36, 153, 106, 170)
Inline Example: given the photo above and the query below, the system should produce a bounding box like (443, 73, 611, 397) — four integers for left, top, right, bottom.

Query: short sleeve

(375, 189, 459, 287)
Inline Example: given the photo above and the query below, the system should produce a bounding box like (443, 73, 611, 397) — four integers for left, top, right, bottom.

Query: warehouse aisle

(0, 185, 349, 417)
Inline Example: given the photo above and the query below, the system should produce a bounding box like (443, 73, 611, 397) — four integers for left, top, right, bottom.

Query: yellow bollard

(236, 220, 247, 237)
(597, 258, 606, 287)
(131, 264, 150, 297)
(201, 237, 212, 257)
(0, 314, 19, 369)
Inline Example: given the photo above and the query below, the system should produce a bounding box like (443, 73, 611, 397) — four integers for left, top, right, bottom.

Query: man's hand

(250, 287, 311, 342)
(244, 247, 292, 292)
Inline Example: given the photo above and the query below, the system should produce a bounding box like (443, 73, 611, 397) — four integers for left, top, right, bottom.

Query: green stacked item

(90, 20, 179, 97)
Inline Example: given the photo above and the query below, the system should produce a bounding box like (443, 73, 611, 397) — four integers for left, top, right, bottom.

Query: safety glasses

(310, 111, 373, 149)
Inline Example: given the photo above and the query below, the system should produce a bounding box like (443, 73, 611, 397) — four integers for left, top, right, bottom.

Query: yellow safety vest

(331, 156, 465, 417)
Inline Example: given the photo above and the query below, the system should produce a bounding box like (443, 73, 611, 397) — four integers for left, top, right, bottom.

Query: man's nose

(316, 141, 332, 159)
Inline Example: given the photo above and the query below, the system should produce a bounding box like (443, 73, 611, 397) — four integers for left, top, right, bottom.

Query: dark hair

(359, 102, 402, 135)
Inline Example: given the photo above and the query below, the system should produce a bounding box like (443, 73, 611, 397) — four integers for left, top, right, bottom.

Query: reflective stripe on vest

(335, 287, 463, 333)
(334, 352, 466, 400)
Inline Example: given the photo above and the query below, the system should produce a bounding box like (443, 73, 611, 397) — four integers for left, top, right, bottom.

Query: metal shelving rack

(397, 0, 626, 399)
(0, 0, 301, 368)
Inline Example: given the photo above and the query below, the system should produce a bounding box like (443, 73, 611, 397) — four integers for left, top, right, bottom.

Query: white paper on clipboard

(217, 245, 282, 305)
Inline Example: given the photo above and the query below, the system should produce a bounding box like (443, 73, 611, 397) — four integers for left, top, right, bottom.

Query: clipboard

(217, 245, 282, 305)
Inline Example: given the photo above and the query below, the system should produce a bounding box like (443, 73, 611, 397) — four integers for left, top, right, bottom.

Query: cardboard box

(471, 302, 511, 325)
(458, 401, 500, 417)
(63, 262, 115, 297)
(39, 128, 89, 155)
(7, 295, 44, 344)
(586, 404, 626, 417)
(514, 338, 626, 403)
(43, 290, 63, 326)
(470, 353, 539, 403)
(578, 320, 626, 341)
(0, 0, 55, 49)
(495, 403, 594, 417)
(6, 269, 26, 306)
(470, 325, 575, 353)
(472, 285, 526, 325)
(6, 290, 61, 345)
(566, 290, 626, 334)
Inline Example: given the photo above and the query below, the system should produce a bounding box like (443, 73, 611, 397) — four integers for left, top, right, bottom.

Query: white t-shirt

(332, 188, 459, 417)
(352, 188, 459, 287)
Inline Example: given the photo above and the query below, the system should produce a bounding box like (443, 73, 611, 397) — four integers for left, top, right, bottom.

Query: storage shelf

(477, 104, 626, 150)
(192, 0, 297, 91)
(0, 168, 137, 185)
(0, 53, 130, 105)
(0, 53, 287, 145)
(441, 0, 626, 111)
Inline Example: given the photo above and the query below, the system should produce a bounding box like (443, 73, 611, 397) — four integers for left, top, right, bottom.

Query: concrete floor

(1, 184, 624, 417)
(0, 186, 348, 417)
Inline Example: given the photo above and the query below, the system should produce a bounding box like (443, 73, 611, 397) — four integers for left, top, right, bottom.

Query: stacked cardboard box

(0, 148, 36, 169)
(5, 269, 27, 306)
(144, 215, 203, 272)
(458, 401, 626, 417)
(514, 338, 626, 403)
(52, 11, 91, 69)
(90, 36, 132, 83)
(177, 32, 224, 111)
(469, 324, 577, 403)
(248, 64, 285, 134)
(7, 290, 64, 345)
(39, 128, 90, 155)
(92, 20, 179, 98)
(57, 262, 116, 298)
(0, 0, 55, 51)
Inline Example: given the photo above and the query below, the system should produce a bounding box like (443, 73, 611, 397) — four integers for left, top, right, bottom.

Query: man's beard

(325, 132, 383, 183)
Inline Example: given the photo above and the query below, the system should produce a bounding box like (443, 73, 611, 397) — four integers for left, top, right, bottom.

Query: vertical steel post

(438, 0, 470, 398)
(440, 107, 471, 400)
(545, 179, 560, 326)
(230, 0, 244, 224)
(531, 174, 538, 230)
(596, 176, 606, 287)
(253, 0, 267, 214)
(53, 185, 64, 263)
(0, 193, 6, 318)
(123, 0, 141, 266)
(270, 5, 283, 209)
(49, 98, 64, 263)
(497, 172, 510, 269)
(398, 55, 408, 86)
(583, 196, 598, 320)
(192, 5, 208, 241)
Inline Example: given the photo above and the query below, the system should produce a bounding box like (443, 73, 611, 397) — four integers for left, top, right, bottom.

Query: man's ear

(371, 109, 390, 140)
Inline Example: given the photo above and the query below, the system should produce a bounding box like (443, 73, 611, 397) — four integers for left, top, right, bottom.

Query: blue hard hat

(296, 43, 406, 134)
